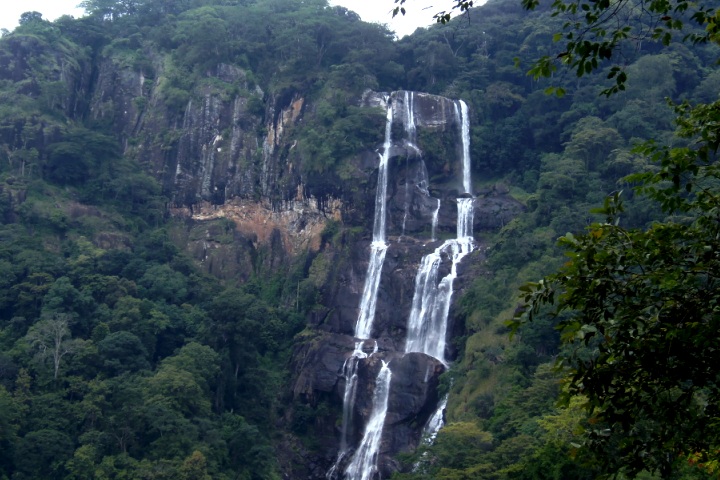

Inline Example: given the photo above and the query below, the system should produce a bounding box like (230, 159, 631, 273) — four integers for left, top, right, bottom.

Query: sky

(0, 0, 447, 38)
(329, 0, 443, 37)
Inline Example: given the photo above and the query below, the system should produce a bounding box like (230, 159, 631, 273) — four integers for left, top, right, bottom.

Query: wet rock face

(387, 157, 526, 240)
(383, 352, 444, 443)
(89, 57, 269, 207)
(473, 187, 526, 230)
(161, 89, 267, 206)
(291, 332, 355, 403)
(90, 59, 147, 144)
(378, 353, 445, 476)
(402, 92, 458, 129)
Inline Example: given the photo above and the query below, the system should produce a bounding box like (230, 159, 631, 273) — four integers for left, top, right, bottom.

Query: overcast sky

(0, 0, 449, 38)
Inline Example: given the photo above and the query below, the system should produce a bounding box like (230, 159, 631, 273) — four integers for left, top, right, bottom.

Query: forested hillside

(0, 0, 717, 478)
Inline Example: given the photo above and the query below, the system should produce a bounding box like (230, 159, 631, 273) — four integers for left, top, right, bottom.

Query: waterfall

(327, 342, 369, 480)
(340, 343, 369, 452)
(457, 100, 472, 195)
(404, 234, 473, 362)
(345, 362, 393, 480)
(457, 197, 474, 241)
(331, 94, 474, 480)
(406, 99, 475, 361)
(404, 91, 416, 142)
(354, 246, 388, 340)
(411, 395, 448, 474)
(401, 155, 410, 239)
(431, 199, 440, 242)
(401, 91, 420, 237)
(355, 102, 393, 339)
(372, 105, 393, 246)
(405, 250, 443, 358)
(329, 99, 394, 480)
(422, 395, 448, 444)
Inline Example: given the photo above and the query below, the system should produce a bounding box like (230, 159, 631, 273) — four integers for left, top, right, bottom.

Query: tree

(14, 429, 74, 479)
(26, 313, 80, 380)
(420, 0, 718, 93)
(97, 331, 150, 374)
(178, 450, 211, 480)
(19, 11, 44, 25)
(0, 385, 20, 478)
(79, 0, 141, 20)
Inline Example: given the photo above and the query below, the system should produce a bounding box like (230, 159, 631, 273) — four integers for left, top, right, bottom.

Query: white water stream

(457, 100, 472, 195)
(401, 91, 418, 239)
(404, 91, 416, 142)
(405, 100, 475, 363)
(403, 229, 474, 362)
(422, 394, 448, 444)
(327, 341, 376, 480)
(354, 102, 393, 340)
(329, 99, 395, 480)
(431, 199, 440, 242)
(344, 362, 393, 480)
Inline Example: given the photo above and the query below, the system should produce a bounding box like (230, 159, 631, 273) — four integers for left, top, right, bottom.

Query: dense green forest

(0, 0, 718, 478)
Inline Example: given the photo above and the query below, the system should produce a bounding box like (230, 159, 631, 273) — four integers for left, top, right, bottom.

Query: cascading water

(340, 343, 368, 451)
(405, 99, 475, 360)
(344, 362, 393, 480)
(331, 94, 475, 480)
(404, 91, 416, 142)
(412, 394, 448, 474)
(401, 92, 419, 239)
(404, 234, 473, 362)
(343, 93, 427, 480)
(404, 250, 444, 358)
(327, 342, 369, 480)
(457, 100, 472, 195)
(328, 99, 394, 480)
(401, 174, 409, 238)
(355, 102, 393, 340)
(431, 199, 440, 243)
(355, 245, 388, 340)
(405, 99, 475, 411)
(457, 197, 474, 240)
(422, 394, 448, 444)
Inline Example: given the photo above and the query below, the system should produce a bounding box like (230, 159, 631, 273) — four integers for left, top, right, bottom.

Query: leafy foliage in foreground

(513, 100, 720, 476)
